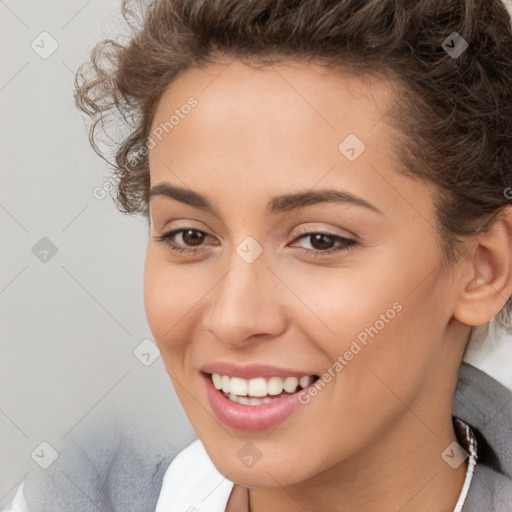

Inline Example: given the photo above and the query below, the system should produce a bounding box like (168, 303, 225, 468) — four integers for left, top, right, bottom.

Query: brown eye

(154, 228, 214, 254)
(307, 233, 337, 251)
(291, 231, 358, 256)
(179, 229, 206, 246)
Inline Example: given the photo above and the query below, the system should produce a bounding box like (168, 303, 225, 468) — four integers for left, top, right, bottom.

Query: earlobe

(453, 207, 512, 327)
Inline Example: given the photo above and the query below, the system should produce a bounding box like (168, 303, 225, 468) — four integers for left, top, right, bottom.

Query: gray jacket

(455, 364, 512, 510)
(9, 363, 512, 511)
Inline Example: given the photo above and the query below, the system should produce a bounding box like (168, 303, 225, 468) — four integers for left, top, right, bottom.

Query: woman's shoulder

(155, 439, 235, 512)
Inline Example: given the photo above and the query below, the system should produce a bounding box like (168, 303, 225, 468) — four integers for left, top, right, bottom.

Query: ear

(453, 206, 512, 327)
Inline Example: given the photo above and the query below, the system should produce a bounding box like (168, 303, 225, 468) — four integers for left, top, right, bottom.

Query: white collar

(452, 417, 478, 512)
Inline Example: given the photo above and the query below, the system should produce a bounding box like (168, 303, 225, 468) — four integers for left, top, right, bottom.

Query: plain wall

(0, 1, 195, 507)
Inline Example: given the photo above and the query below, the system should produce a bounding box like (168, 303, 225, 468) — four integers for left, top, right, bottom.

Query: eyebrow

(149, 182, 382, 215)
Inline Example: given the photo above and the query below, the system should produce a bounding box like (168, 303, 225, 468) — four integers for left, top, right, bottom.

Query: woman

(6, 0, 512, 510)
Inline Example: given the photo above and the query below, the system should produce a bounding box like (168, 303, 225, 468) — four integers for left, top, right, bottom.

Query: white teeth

(283, 377, 299, 393)
(267, 376, 284, 395)
(229, 377, 248, 396)
(227, 392, 283, 405)
(221, 375, 231, 393)
(299, 375, 311, 388)
(211, 373, 222, 389)
(210, 373, 315, 399)
(248, 377, 267, 397)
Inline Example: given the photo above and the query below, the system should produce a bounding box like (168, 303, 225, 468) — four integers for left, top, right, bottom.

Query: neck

(249, 386, 468, 512)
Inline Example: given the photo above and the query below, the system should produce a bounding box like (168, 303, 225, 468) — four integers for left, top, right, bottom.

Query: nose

(203, 252, 287, 348)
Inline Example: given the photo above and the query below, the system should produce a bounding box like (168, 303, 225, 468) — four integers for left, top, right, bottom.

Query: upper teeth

(210, 373, 315, 396)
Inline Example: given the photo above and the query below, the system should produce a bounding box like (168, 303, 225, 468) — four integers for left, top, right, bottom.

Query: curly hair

(74, 0, 512, 332)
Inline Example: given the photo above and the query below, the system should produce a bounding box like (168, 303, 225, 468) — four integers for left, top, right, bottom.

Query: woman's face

(144, 59, 469, 487)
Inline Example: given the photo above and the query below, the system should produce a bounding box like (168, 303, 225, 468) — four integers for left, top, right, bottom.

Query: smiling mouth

(206, 372, 320, 406)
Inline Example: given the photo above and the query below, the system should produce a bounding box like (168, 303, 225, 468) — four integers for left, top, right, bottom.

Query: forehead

(150, 59, 399, 137)
(147, 59, 436, 225)
(149, 59, 401, 175)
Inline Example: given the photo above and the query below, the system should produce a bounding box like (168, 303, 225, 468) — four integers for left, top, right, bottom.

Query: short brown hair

(74, 0, 512, 329)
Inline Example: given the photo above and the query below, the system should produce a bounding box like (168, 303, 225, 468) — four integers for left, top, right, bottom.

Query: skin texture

(143, 59, 512, 512)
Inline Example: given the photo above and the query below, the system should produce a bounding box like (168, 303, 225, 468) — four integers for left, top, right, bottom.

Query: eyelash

(153, 228, 359, 257)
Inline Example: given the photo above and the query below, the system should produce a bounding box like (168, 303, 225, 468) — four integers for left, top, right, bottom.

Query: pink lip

(201, 372, 318, 431)
(200, 361, 318, 379)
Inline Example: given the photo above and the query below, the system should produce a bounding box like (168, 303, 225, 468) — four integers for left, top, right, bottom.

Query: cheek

(281, 260, 402, 347)
(286, 252, 443, 393)
(143, 247, 193, 351)
(320, 278, 448, 429)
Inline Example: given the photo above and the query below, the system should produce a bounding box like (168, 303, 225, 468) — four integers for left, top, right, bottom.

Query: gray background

(1, 0, 512, 508)
(0, 1, 195, 507)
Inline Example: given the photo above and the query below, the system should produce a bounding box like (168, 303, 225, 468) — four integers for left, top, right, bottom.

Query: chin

(205, 442, 320, 488)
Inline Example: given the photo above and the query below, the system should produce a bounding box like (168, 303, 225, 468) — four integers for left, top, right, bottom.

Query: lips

(201, 370, 321, 431)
